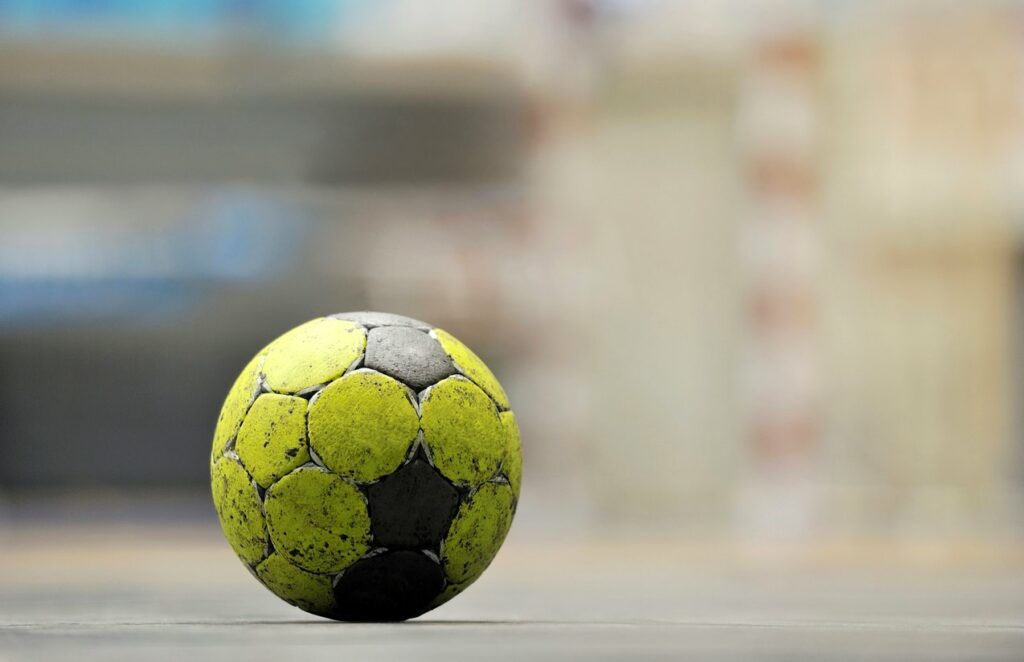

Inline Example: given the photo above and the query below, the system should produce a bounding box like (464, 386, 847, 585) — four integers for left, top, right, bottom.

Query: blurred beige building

(536, 1, 1024, 540)
(1, 0, 1022, 544)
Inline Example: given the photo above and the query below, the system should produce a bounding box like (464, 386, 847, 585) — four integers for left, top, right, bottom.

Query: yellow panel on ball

(427, 582, 467, 610)
(441, 482, 515, 585)
(262, 318, 366, 394)
(307, 370, 419, 484)
(211, 457, 267, 566)
(264, 466, 371, 573)
(236, 393, 311, 488)
(432, 329, 510, 410)
(421, 377, 504, 487)
(256, 553, 336, 615)
(211, 353, 263, 462)
(499, 411, 522, 498)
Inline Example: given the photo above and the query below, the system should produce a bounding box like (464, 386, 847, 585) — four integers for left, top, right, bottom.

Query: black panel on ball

(331, 550, 445, 622)
(366, 458, 460, 549)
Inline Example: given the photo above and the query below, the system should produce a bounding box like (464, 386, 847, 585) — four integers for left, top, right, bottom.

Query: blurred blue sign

(0, 0, 364, 44)
(0, 191, 306, 326)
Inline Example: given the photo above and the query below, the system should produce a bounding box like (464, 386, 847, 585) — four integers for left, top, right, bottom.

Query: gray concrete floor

(2, 520, 1023, 660)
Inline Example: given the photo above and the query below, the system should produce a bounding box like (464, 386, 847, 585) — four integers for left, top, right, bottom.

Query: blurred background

(2, 1, 1024, 652)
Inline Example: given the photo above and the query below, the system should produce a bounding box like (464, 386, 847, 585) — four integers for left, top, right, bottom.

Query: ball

(210, 312, 521, 621)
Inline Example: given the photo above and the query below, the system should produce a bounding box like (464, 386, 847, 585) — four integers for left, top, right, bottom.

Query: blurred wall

(1, 0, 1023, 541)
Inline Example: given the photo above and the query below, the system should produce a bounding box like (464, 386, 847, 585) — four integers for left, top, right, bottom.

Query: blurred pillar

(736, 1, 823, 540)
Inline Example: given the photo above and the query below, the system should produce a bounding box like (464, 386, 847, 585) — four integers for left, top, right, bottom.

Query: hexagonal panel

(261, 318, 366, 394)
(366, 458, 460, 549)
(255, 553, 336, 616)
(307, 370, 419, 483)
(500, 411, 522, 497)
(236, 393, 310, 488)
(210, 456, 267, 566)
(264, 466, 371, 573)
(432, 328, 509, 410)
(428, 581, 468, 611)
(211, 353, 263, 462)
(441, 481, 515, 585)
(420, 376, 505, 487)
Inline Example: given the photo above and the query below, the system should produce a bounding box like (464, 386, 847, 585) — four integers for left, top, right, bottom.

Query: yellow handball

(210, 312, 520, 621)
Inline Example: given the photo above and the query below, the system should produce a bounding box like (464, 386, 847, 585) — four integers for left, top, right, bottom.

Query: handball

(210, 312, 521, 621)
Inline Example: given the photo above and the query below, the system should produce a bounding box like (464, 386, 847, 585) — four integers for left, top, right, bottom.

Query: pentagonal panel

(332, 550, 445, 622)
(264, 466, 371, 573)
(211, 456, 267, 566)
(236, 393, 310, 488)
(262, 318, 366, 394)
(364, 326, 456, 391)
(441, 482, 514, 585)
(366, 459, 460, 549)
(329, 311, 432, 330)
(256, 553, 336, 615)
(420, 376, 504, 486)
(308, 370, 419, 483)
(432, 328, 509, 410)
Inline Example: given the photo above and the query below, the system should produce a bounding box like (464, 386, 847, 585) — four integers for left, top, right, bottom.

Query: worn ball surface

(210, 312, 521, 621)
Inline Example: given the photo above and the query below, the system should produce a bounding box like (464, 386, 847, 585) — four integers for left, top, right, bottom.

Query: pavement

(2, 517, 1023, 660)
